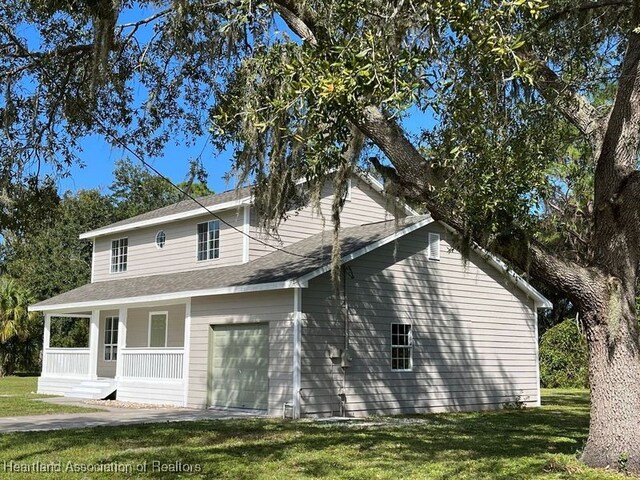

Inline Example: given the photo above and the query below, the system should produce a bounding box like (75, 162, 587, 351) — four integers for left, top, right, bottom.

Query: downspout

(292, 287, 302, 419)
(534, 305, 541, 407)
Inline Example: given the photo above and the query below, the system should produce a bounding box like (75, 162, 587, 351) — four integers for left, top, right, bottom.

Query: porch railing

(120, 348, 184, 380)
(42, 348, 91, 377)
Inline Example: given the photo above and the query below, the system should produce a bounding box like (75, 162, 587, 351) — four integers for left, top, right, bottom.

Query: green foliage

(4, 189, 115, 302)
(0, 278, 39, 376)
(540, 320, 589, 389)
(110, 158, 183, 218)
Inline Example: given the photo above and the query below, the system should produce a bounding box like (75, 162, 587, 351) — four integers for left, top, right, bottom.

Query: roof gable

(79, 172, 412, 240)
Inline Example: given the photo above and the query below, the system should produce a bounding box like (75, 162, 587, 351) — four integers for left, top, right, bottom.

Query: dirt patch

(85, 399, 182, 410)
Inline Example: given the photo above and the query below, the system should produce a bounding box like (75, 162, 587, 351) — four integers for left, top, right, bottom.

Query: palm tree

(0, 277, 37, 376)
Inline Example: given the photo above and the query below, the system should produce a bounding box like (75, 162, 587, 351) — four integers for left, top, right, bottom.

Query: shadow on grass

(0, 390, 606, 479)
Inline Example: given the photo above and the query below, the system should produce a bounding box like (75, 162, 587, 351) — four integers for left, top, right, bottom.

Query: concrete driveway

(0, 398, 265, 433)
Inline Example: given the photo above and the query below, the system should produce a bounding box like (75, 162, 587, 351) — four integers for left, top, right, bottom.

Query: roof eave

(29, 279, 308, 313)
(79, 196, 252, 240)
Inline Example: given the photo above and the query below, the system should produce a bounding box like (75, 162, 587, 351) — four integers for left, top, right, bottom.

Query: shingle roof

(94, 186, 252, 231)
(32, 216, 430, 309)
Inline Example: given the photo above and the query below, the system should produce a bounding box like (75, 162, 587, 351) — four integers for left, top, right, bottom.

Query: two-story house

(30, 173, 551, 418)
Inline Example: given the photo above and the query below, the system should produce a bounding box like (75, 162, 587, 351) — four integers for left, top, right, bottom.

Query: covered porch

(38, 302, 189, 406)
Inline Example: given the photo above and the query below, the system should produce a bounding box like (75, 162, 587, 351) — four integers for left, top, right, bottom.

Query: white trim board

(78, 171, 413, 240)
(79, 197, 252, 240)
(29, 280, 306, 313)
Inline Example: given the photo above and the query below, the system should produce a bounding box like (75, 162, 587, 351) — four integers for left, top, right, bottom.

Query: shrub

(539, 319, 589, 388)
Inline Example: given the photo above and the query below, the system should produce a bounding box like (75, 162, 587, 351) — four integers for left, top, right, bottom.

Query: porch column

(88, 309, 100, 380)
(115, 307, 128, 380)
(292, 288, 302, 419)
(182, 299, 192, 407)
(42, 314, 51, 375)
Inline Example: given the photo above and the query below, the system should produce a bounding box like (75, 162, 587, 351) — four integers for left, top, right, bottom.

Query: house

(30, 174, 551, 418)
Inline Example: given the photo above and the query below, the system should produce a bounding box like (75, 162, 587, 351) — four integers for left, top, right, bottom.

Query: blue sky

(47, 6, 435, 196)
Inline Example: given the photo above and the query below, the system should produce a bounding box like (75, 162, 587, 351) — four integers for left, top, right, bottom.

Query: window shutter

(428, 233, 440, 260)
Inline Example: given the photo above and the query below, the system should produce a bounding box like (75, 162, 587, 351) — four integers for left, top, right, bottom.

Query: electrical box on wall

(340, 349, 351, 368)
(328, 345, 342, 360)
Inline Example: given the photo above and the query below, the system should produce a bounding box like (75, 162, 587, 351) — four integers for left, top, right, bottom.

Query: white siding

(300, 223, 539, 416)
(249, 177, 397, 260)
(92, 209, 245, 282)
(117, 380, 185, 406)
(37, 377, 85, 396)
(187, 291, 293, 416)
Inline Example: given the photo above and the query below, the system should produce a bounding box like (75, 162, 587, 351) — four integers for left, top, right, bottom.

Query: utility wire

(92, 118, 319, 260)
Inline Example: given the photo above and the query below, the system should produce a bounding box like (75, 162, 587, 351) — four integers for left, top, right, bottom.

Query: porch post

(182, 298, 192, 407)
(42, 314, 51, 375)
(292, 288, 302, 419)
(88, 309, 100, 380)
(115, 307, 128, 380)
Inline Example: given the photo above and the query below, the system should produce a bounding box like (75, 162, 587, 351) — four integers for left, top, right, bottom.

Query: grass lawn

(0, 388, 627, 479)
(0, 376, 102, 417)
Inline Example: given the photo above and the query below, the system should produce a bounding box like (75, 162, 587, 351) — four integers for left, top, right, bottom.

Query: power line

(92, 119, 319, 260)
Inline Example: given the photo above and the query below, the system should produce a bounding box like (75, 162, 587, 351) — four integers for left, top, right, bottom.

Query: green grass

(0, 388, 626, 479)
(0, 376, 102, 417)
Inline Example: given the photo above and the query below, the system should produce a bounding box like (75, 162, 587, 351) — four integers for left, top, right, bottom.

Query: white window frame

(148, 311, 169, 348)
(110, 237, 128, 273)
(104, 316, 119, 362)
(155, 230, 166, 249)
(196, 220, 220, 261)
(428, 232, 441, 261)
(391, 323, 413, 372)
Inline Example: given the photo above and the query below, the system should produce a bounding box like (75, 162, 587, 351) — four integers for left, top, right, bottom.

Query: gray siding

(125, 304, 186, 348)
(249, 177, 396, 260)
(300, 223, 539, 416)
(187, 290, 293, 416)
(92, 209, 245, 282)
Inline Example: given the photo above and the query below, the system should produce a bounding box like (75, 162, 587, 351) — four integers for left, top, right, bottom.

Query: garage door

(208, 323, 269, 410)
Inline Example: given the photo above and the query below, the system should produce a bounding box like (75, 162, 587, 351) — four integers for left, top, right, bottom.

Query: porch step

(65, 378, 117, 400)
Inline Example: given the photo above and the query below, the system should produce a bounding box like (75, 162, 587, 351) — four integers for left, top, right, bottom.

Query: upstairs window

(155, 230, 166, 249)
(197, 220, 220, 261)
(391, 323, 413, 371)
(110, 238, 128, 273)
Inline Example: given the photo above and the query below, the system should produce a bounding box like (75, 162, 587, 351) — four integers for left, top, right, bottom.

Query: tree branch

(525, 53, 604, 153)
(542, 0, 632, 26)
(271, 0, 601, 303)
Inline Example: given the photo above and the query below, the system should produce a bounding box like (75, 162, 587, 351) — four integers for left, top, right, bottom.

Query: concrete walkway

(0, 398, 265, 433)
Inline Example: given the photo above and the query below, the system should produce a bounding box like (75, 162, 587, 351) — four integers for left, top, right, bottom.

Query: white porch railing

(42, 348, 91, 377)
(120, 348, 184, 380)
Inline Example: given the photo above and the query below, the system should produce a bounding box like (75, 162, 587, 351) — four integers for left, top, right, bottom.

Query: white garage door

(208, 323, 269, 410)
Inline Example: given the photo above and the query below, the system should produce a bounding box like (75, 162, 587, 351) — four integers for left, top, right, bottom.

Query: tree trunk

(581, 306, 640, 472)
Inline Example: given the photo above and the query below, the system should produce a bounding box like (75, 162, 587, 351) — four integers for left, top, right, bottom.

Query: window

(391, 323, 413, 371)
(197, 220, 220, 261)
(148, 312, 168, 347)
(155, 230, 166, 249)
(104, 316, 119, 361)
(110, 238, 128, 273)
(428, 233, 440, 261)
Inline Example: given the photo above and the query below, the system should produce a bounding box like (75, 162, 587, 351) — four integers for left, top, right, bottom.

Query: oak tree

(2, 0, 640, 471)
